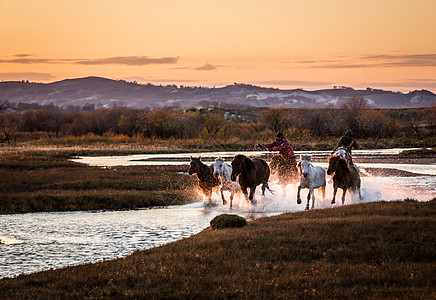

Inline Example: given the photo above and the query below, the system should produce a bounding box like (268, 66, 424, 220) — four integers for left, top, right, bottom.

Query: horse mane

(328, 154, 349, 171)
(234, 154, 254, 172)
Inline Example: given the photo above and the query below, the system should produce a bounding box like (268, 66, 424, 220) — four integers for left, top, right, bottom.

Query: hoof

(305, 206, 309, 210)
(331, 200, 335, 204)
(297, 198, 302, 204)
(250, 199, 257, 205)
(223, 199, 228, 205)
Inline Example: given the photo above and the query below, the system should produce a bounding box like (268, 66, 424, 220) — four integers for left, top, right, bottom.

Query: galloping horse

(296, 155, 326, 210)
(231, 154, 271, 203)
(269, 154, 299, 195)
(213, 157, 240, 208)
(327, 152, 362, 205)
(188, 156, 220, 203)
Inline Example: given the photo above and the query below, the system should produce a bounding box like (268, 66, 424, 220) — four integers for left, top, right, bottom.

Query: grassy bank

(1, 200, 434, 298)
(0, 151, 197, 214)
(3, 133, 436, 156)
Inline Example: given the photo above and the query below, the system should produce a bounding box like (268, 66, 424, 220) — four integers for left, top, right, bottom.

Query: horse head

(188, 156, 202, 175)
(213, 157, 224, 178)
(231, 155, 253, 181)
(299, 155, 312, 178)
(327, 154, 349, 175)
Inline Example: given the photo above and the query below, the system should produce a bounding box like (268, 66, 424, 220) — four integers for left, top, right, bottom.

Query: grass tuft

(210, 214, 247, 230)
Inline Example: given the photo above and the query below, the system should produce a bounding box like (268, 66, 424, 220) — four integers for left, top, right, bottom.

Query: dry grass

(0, 200, 434, 299)
(0, 151, 197, 214)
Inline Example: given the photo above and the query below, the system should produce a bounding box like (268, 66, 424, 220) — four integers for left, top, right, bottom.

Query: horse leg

(297, 184, 302, 204)
(220, 187, 227, 205)
(358, 188, 363, 201)
(306, 188, 313, 210)
(229, 190, 234, 209)
(311, 189, 316, 209)
(331, 186, 337, 204)
(341, 188, 347, 205)
(321, 184, 326, 202)
(241, 187, 249, 202)
(249, 186, 256, 203)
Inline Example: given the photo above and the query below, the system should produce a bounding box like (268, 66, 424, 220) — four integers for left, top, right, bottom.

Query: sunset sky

(1, 0, 436, 92)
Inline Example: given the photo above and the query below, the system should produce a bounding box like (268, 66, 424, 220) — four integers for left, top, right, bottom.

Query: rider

(332, 129, 358, 165)
(258, 131, 296, 167)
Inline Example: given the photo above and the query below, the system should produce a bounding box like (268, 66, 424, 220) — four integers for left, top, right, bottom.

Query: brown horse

(230, 154, 271, 203)
(327, 154, 362, 205)
(269, 154, 299, 195)
(188, 156, 221, 203)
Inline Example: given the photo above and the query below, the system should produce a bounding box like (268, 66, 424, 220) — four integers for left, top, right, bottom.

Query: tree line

(0, 97, 435, 144)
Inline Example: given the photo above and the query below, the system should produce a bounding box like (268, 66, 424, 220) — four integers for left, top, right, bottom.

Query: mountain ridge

(1, 76, 435, 109)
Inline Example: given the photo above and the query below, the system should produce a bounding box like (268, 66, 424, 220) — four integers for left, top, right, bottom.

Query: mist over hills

(0, 76, 435, 109)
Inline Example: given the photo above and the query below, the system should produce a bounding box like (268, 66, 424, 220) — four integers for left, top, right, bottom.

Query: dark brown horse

(188, 157, 221, 203)
(230, 154, 271, 203)
(327, 154, 362, 205)
(269, 154, 299, 195)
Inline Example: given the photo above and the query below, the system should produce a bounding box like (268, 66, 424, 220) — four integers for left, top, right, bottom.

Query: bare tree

(0, 100, 12, 144)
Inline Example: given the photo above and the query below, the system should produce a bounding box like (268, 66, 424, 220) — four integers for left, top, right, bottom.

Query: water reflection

(0, 203, 279, 279)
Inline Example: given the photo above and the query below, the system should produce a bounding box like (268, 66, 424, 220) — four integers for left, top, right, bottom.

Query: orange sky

(1, 0, 436, 92)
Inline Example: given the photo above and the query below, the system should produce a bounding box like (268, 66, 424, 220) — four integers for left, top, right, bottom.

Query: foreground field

(1, 200, 434, 299)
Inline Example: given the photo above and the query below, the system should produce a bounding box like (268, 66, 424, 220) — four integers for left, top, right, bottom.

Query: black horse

(231, 154, 271, 203)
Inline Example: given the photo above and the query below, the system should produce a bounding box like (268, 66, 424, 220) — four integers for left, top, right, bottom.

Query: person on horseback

(258, 131, 297, 169)
(332, 129, 358, 165)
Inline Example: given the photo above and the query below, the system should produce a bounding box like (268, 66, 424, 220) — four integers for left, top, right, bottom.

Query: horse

(230, 154, 271, 203)
(296, 155, 326, 210)
(327, 152, 362, 205)
(269, 154, 299, 195)
(213, 157, 240, 208)
(188, 156, 221, 203)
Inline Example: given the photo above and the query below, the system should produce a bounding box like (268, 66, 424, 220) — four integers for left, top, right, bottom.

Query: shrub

(210, 214, 247, 230)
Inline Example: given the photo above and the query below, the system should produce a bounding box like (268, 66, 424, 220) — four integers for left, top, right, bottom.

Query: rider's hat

(345, 129, 353, 137)
(276, 131, 284, 139)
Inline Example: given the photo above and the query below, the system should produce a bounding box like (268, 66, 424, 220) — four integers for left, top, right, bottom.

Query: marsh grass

(0, 151, 197, 214)
(0, 200, 434, 299)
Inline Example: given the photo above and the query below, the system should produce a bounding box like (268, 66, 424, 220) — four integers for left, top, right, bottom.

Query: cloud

(74, 56, 179, 66)
(0, 72, 56, 81)
(14, 54, 33, 58)
(0, 58, 55, 64)
(194, 63, 218, 71)
(0, 55, 179, 66)
(296, 53, 436, 69)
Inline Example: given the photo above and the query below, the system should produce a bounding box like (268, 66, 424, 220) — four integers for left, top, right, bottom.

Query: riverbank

(1, 147, 435, 214)
(0, 151, 198, 214)
(1, 200, 434, 298)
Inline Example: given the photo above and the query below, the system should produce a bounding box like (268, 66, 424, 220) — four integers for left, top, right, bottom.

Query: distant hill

(1, 76, 435, 109)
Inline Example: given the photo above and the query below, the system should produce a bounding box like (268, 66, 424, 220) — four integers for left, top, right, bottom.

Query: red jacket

(263, 137, 295, 158)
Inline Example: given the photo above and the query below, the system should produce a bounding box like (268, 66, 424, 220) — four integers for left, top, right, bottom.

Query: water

(0, 203, 281, 279)
(71, 148, 423, 167)
(1, 149, 435, 279)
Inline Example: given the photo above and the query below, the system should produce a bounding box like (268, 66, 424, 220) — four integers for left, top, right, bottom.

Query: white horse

(213, 157, 240, 208)
(296, 155, 326, 210)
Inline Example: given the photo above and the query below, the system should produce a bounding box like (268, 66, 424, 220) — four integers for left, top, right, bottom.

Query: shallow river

(1, 149, 435, 279)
